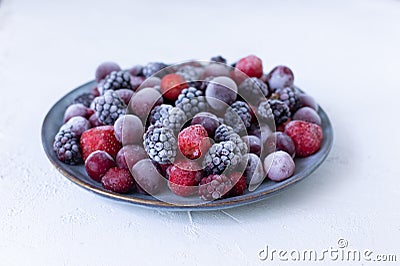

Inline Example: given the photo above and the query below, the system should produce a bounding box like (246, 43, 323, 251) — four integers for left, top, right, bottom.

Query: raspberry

(167, 161, 203, 197)
(101, 167, 135, 193)
(198, 174, 232, 200)
(235, 55, 263, 78)
(226, 172, 247, 197)
(160, 73, 188, 101)
(178, 125, 211, 160)
(80, 125, 122, 161)
(284, 120, 323, 157)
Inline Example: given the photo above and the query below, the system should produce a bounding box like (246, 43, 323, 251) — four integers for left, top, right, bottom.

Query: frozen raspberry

(167, 161, 203, 197)
(198, 174, 232, 200)
(226, 172, 247, 197)
(266, 65, 294, 92)
(63, 103, 92, 123)
(85, 151, 116, 182)
(235, 55, 263, 78)
(115, 145, 147, 170)
(293, 107, 321, 125)
(263, 151, 295, 181)
(80, 126, 122, 161)
(101, 167, 135, 193)
(61, 116, 91, 137)
(160, 73, 188, 101)
(178, 125, 211, 160)
(95, 62, 121, 83)
(284, 120, 323, 157)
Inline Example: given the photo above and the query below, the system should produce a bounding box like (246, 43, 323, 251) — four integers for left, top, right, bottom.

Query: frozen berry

(115, 89, 134, 105)
(80, 126, 122, 161)
(210, 55, 227, 64)
(101, 167, 135, 193)
(91, 86, 100, 97)
(176, 65, 203, 82)
(142, 62, 169, 78)
(242, 153, 265, 189)
(235, 55, 263, 78)
(129, 65, 143, 76)
(129, 88, 163, 121)
(299, 93, 318, 111)
(202, 63, 230, 79)
(140, 77, 161, 89)
(284, 121, 323, 157)
(53, 129, 82, 165)
(198, 174, 232, 200)
(241, 135, 261, 156)
(73, 93, 94, 107)
(267, 65, 294, 92)
(88, 113, 104, 128)
(226, 172, 247, 197)
(191, 112, 220, 138)
(293, 107, 321, 125)
(130, 76, 145, 91)
(63, 103, 91, 123)
(61, 116, 91, 137)
(238, 77, 269, 104)
(131, 159, 166, 195)
(95, 62, 121, 83)
(264, 132, 296, 158)
(116, 145, 147, 170)
(85, 151, 116, 182)
(205, 76, 237, 111)
(167, 161, 202, 197)
(264, 151, 295, 182)
(178, 125, 211, 160)
(160, 73, 188, 101)
(93, 90, 126, 125)
(114, 115, 144, 144)
(175, 87, 207, 118)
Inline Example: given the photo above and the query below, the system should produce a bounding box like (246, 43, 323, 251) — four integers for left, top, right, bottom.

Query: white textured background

(0, 0, 399, 265)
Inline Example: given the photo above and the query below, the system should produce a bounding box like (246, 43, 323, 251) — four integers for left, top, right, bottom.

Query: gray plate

(42, 81, 333, 211)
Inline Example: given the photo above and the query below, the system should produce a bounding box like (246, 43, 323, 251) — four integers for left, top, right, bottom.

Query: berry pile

(53, 56, 324, 203)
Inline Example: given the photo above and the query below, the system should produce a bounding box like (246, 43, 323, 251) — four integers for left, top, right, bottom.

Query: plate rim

(42, 81, 333, 211)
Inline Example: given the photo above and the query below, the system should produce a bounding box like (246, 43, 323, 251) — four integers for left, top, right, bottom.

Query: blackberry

(272, 87, 301, 112)
(238, 78, 269, 104)
(142, 62, 169, 78)
(99, 70, 132, 94)
(210, 55, 227, 64)
(73, 93, 94, 107)
(93, 90, 126, 125)
(175, 87, 207, 118)
(258, 99, 290, 125)
(224, 101, 252, 134)
(53, 129, 82, 165)
(143, 124, 177, 164)
(198, 174, 232, 200)
(149, 104, 187, 133)
(214, 125, 248, 155)
(202, 141, 242, 176)
(176, 65, 202, 81)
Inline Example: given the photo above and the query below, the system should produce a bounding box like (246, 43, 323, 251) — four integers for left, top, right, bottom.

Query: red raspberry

(178, 125, 211, 160)
(167, 161, 203, 197)
(226, 172, 247, 197)
(101, 167, 135, 193)
(235, 55, 263, 78)
(284, 120, 323, 157)
(80, 126, 122, 161)
(160, 73, 188, 101)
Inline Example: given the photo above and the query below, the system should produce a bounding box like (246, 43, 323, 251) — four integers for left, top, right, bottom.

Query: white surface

(1, 0, 400, 265)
